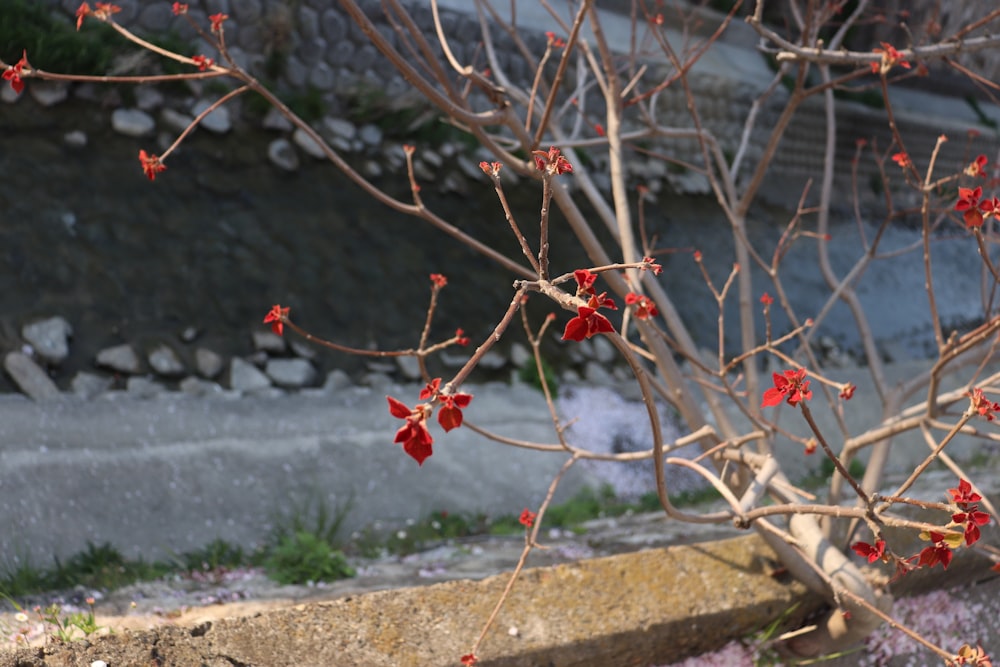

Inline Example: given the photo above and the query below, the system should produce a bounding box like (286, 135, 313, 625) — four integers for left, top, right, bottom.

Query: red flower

(573, 269, 598, 297)
(966, 154, 989, 178)
(761, 369, 812, 408)
(138, 149, 166, 181)
(479, 161, 502, 177)
(594, 123, 605, 137)
(956, 187, 985, 228)
(2, 50, 27, 94)
(437, 391, 472, 432)
(454, 328, 470, 346)
(954, 508, 990, 546)
(460, 655, 478, 666)
(851, 539, 886, 564)
(969, 387, 1000, 420)
(955, 644, 992, 667)
(93, 2, 121, 19)
(949, 478, 983, 506)
(75, 2, 91, 29)
(172, 2, 189, 15)
(642, 256, 662, 275)
(562, 306, 614, 342)
(891, 152, 911, 169)
(760, 292, 773, 307)
(429, 273, 448, 288)
(917, 531, 954, 570)
(544, 31, 565, 48)
(533, 146, 573, 175)
(625, 293, 658, 319)
(387, 396, 434, 465)
(419, 378, 441, 400)
(839, 383, 856, 400)
(519, 508, 536, 527)
(263, 304, 289, 336)
(191, 55, 214, 71)
(872, 42, 911, 75)
(209, 13, 229, 33)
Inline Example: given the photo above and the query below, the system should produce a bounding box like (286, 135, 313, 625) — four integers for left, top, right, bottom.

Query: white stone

(134, 85, 165, 111)
(96, 344, 142, 374)
(262, 106, 293, 131)
(63, 130, 87, 148)
(29, 82, 69, 107)
(323, 369, 352, 392)
(3, 352, 60, 401)
(267, 138, 300, 172)
(22, 316, 72, 364)
(195, 347, 224, 379)
(509, 342, 532, 368)
(265, 358, 317, 388)
(179, 376, 223, 396)
(477, 351, 507, 370)
(395, 355, 422, 381)
(70, 372, 112, 399)
(147, 344, 185, 377)
(1, 84, 21, 104)
(111, 108, 156, 137)
(358, 123, 382, 147)
(228, 358, 272, 392)
(191, 99, 232, 134)
(592, 335, 616, 364)
(293, 127, 326, 159)
(361, 159, 382, 178)
(323, 116, 356, 142)
(160, 108, 193, 133)
(252, 330, 286, 353)
(126, 376, 166, 397)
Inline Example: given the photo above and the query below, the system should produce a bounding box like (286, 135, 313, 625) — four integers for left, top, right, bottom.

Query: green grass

(0, 0, 119, 74)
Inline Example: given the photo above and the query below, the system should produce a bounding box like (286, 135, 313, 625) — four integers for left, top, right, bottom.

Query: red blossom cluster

(761, 368, 812, 408)
(624, 292, 658, 319)
(191, 55, 215, 71)
(75, 2, 120, 30)
(871, 42, 911, 75)
(172, 2, 189, 15)
(138, 149, 166, 181)
(851, 538, 886, 564)
(955, 186, 1000, 229)
(562, 269, 617, 342)
(948, 479, 991, 547)
(387, 380, 473, 466)
(532, 146, 573, 175)
(519, 508, 536, 527)
(969, 387, 1000, 420)
(2, 50, 27, 94)
(263, 304, 290, 336)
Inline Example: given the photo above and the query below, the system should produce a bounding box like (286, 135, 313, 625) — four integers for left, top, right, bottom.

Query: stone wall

(36, 0, 1000, 210)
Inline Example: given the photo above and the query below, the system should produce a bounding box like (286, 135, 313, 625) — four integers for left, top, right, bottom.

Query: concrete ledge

(0, 534, 824, 667)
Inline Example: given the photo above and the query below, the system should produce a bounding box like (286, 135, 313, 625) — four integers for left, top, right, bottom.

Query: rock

(63, 130, 87, 148)
(592, 335, 617, 364)
(584, 361, 614, 385)
(477, 350, 507, 370)
(265, 358, 317, 388)
(308, 62, 336, 90)
(421, 149, 443, 168)
(323, 368, 352, 392)
(366, 361, 396, 375)
(262, 106, 293, 131)
(361, 159, 382, 178)
(289, 339, 317, 360)
(268, 138, 300, 172)
(440, 172, 467, 195)
(160, 108, 193, 133)
(3, 352, 60, 401)
(70, 371, 113, 399)
(323, 116, 356, 142)
(179, 376, 223, 396)
(252, 330, 286, 354)
(134, 85, 165, 111)
(21, 316, 73, 365)
(1, 82, 22, 104)
(179, 326, 200, 343)
(147, 343, 186, 377)
(358, 123, 382, 148)
(293, 127, 326, 159)
(228, 357, 272, 392)
(111, 108, 156, 137)
(29, 81, 69, 107)
(195, 347, 224, 379)
(395, 355, 422, 381)
(509, 342, 532, 367)
(96, 344, 142, 374)
(126, 376, 167, 398)
(190, 99, 232, 134)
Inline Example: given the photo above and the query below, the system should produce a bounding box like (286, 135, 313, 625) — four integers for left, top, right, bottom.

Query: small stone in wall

(179, 376, 223, 396)
(96, 344, 142, 374)
(262, 107, 293, 132)
(289, 339, 317, 360)
(265, 358, 317, 388)
(293, 127, 326, 159)
(509, 342, 532, 368)
(63, 131, 87, 149)
(195, 347, 224, 379)
(361, 160, 382, 178)
(126, 376, 167, 398)
(323, 117, 356, 142)
(268, 138, 300, 172)
(22, 316, 73, 365)
(358, 124, 382, 148)
(111, 108, 156, 137)
(228, 357, 272, 392)
(70, 372, 113, 399)
(147, 343, 186, 377)
(323, 369, 352, 392)
(3, 352, 60, 402)
(1, 84, 21, 104)
(252, 330, 286, 354)
(161, 108, 193, 134)
(395, 355, 422, 381)
(134, 85, 165, 112)
(30, 82, 69, 107)
(190, 99, 232, 134)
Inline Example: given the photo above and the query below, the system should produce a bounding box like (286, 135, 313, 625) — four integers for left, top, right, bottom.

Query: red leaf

(438, 405, 463, 432)
(386, 396, 411, 419)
